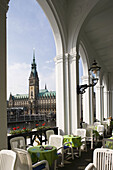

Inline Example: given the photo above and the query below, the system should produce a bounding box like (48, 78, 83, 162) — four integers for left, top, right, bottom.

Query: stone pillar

(107, 91, 110, 118)
(69, 53, 79, 134)
(89, 78, 95, 124)
(109, 91, 113, 118)
(82, 76, 90, 124)
(104, 91, 108, 119)
(96, 84, 104, 122)
(64, 53, 70, 134)
(54, 54, 65, 135)
(0, 1, 8, 150)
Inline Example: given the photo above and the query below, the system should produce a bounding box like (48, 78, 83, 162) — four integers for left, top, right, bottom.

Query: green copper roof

(38, 89, 56, 97)
(11, 89, 56, 100)
(14, 94, 29, 99)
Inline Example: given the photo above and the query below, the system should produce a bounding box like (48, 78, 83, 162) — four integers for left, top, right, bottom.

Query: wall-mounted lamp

(77, 60, 101, 94)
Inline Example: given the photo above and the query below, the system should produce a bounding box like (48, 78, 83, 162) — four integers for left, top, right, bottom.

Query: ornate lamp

(77, 60, 101, 94)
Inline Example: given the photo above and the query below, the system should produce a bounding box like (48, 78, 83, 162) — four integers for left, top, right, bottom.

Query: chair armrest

(85, 163, 95, 170)
(64, 142, 72, 146)
(32, 160, 49, 169)
(57, 146, 64, 151)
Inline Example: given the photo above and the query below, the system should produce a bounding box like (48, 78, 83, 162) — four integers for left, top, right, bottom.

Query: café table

(28, 145, 58, 167)
(103, 137, 113, 149)
(63, 135, 82, 156)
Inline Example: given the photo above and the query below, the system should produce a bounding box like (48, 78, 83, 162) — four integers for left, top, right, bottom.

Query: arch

(79, 41, 89, 77)
(36, 0, 65, 56)
(71, 0, 100, 54)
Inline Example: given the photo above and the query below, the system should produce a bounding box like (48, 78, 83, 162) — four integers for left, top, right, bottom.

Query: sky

(7, 0, 83, 100)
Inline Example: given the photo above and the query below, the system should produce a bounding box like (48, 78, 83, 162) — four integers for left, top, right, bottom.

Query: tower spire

(45, 84, 47, 90)
(33, 48, 35, 63)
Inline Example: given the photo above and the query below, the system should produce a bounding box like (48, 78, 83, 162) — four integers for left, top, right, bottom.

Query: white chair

(102, 121, 108, 135)
(13, 148, 49, 170)
(46, 130, 54, 143)
(0, 150, 16, 170)
(49, 135, 74, 167)
(82, 122, 87, 129)
(86, 128, 94, 149)
(97, 125, 104, 137)
(76, 129, 87, 151)
(94, 122, 101, 126)
(85, 148, 113, 170)
(10, 136, 27, 150)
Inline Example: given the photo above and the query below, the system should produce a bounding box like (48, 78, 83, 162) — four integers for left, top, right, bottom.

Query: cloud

(45, 60, 53, 64)
(39, 69, 56, 91)
(7, 62, 30, 99)
(7, 62, 56, 100)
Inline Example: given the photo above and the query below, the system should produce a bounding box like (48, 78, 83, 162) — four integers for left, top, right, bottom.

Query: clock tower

(28, 50, 39, 114)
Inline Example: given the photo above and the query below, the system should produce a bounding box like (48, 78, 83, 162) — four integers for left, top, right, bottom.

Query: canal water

(7, 120, 56, 133)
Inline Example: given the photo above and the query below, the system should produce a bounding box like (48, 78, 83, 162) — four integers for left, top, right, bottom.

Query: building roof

(38, 89, 56, 97)
(11, 89, 56, 100)
(14, 94, 29, 99)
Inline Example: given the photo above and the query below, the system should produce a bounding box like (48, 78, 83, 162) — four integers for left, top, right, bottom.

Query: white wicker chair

(86, 128, 94, 149)
(97, 125, 104, 137)
(46, 130, 54, 143)
(10, 136, 27, 150)
(85, 148, 113, 170)
(94, 122, 101, 126)
(13, 148, 49, 170)
(82, 122, 87, 129)
(76, 129, 87, 151)
(49, 135, 74, 167)
(0, 150, 16, 170)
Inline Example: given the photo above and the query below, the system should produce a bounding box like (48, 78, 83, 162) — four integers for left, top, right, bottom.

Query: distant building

(7, 51, 56, 116)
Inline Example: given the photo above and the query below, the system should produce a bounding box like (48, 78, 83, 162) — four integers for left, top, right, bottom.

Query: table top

(63, 135, 82, 148)
(28, 145, 58, 166)
(103, 137, 113, 149)
(63, 135, 80, 139)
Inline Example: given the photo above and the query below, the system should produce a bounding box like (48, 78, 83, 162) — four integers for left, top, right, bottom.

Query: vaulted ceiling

(83, 0, 113, 73)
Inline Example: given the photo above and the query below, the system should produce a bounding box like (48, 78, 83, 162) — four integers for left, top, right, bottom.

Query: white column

(109, 91, 113, 118)
(54, 54, 65, 135)
(90, 86, 94, 124)
(108, 91, 110, 118)
(82, 76, 90, 124)
(69, 53, 79, 134)
(104, 91, 108, 119)
(0, 1, 8, 149)
(96, 84, 104, 122)
(64, 53, 70, 134)
(101, 86, 104, 121)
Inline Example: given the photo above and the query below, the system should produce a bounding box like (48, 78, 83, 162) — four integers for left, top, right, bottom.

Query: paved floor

(57, 142, 102, 170)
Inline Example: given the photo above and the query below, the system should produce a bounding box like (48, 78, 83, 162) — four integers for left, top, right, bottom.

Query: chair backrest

(10, 136, 26, 150)
(97, 125, 104, 132)
(49, 135, 63, 153)
(82, 122, 87, 129)
(93, 148, 113, 170)
(13, 148, 32, 170)
(94, 122, 101, 126)
(0, 150, 16, 170)
(86, 128, 93, 138)
(76, 129, 86, 138)
(46, 130, 54, 143)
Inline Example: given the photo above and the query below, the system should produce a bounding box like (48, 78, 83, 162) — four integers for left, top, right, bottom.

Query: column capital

(0, 0, 9, 12)
(69, 52, 80, 62)
(54, 54, 63, 64)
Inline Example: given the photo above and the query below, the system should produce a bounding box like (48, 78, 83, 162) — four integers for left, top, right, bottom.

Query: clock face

(30, 86, 34, 99)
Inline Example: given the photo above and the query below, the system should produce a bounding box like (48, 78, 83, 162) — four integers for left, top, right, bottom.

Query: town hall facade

(7, 52, 56, 116)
